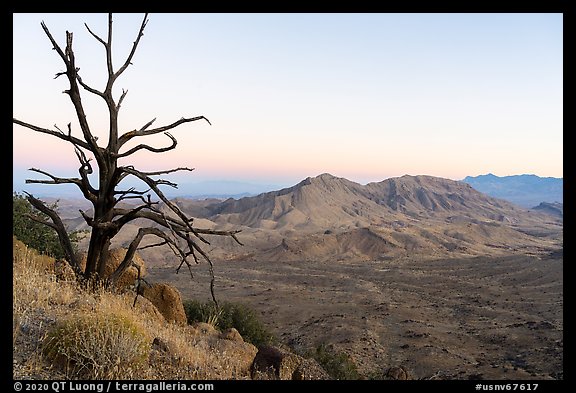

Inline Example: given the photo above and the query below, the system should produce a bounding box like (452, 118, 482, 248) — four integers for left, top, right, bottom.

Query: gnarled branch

(24, 192, 82, 277)
(118, 116, 211, 148)
(13, 118, 91, 150)
(114, 132, 177, 158)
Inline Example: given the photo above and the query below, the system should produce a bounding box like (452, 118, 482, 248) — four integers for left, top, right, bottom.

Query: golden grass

(43, 312, 150, 379)
(12, 237, 256, 380)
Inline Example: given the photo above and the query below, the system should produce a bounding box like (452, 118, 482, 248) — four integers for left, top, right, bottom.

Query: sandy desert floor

(146, 253, 563, 380)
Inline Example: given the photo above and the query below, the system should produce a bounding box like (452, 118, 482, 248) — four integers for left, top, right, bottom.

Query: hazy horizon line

(12, 171, 563, 199)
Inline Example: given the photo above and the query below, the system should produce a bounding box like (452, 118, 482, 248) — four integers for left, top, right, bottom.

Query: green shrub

(43, 313, 149, 379)
(12, 192, 84, 260)
(308, 343, 361, 380)
(183, 300, 276, 347)
(13, 192, 64, 259)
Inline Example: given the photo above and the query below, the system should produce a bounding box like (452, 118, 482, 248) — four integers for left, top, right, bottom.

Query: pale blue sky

(13, 13, 563, 193)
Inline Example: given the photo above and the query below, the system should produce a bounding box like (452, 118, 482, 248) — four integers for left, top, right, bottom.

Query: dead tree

(13, 14, 242, 303)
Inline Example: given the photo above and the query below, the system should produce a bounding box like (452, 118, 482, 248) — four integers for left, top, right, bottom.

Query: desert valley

(50, 173, 563, 380)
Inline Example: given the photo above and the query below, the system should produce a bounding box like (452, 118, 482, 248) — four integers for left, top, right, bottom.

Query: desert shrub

(308, 343, 361, 380)
(13, 192, 65, 259)
(183, 300, 276, 347)
(183, 299, 221, 326)
(43, 312, 149, 379)
(12, 192, 84, 260)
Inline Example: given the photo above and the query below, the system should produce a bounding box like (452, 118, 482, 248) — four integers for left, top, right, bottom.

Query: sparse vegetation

(183, 299, 277, 347)
(306, 343, 361, 380)
(43, 312, 150, 379)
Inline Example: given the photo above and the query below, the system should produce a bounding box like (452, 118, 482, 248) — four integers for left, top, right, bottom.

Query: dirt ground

(146, 253, 563, 380)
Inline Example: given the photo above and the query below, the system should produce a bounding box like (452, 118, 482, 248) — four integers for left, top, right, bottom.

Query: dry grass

(12, 237, 256, 380)
(43, 312, 150, 379)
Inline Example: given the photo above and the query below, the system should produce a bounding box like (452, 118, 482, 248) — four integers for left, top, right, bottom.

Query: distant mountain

(61, 173, 563, 265)
(205, 173, 524, 230)
(159, 173, 562, 263)
(461, 174, 563, 208)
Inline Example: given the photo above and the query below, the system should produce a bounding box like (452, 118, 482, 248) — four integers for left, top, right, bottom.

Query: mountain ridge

(59, 172, 563, 265)
(138, 173, 562, 264)
(462, 173, 563, 208)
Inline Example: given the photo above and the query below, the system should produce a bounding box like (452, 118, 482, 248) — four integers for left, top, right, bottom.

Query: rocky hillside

(12, 238, 337, 380)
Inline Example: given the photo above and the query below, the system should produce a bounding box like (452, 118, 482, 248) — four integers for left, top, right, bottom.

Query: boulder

(251, 345, 304, 380)
(140, 282, 187, 325)
(293, 358, 331, 380)
(214, 337, 258, 378)
(76, 248, 147, 289)
(132, 294, 166, 325)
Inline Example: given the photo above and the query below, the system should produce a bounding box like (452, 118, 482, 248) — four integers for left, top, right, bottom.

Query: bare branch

(27, 168, 83, 186)
(73, 148, 98, 201)
(24, 192, 82, 277)
(114, 188, 152, 204)
(26, 213, 58, 230)
(137, 240, 169, 251)
(39, 21, 104, 163)
(108, 226, 179, 285)
(117, 88, 128, 111)
(114, 132, 177, 158)
(140, 118, 156, 132)
(75, 73, 106, 99)
(113, 13, 149, 80)
(110, 203, 155, 233)
(13, 118, 91, 150)
(83, 22, 107, 46)
(118, 116, 211, 148)
(138, 167, 195, 176)
(119, 166, 196, 232)
(132, 264, 148, 307)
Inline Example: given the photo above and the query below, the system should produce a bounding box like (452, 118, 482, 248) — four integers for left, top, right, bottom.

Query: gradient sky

(13, 13, 563, 193)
